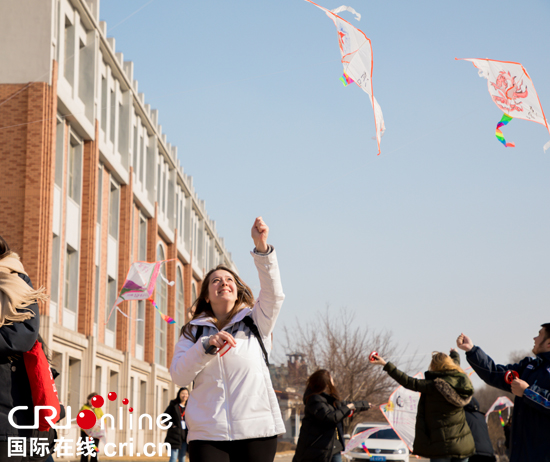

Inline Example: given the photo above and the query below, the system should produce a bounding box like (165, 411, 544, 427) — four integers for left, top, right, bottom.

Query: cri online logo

(77, 392, 132, 430)
(7, 392, 175, 431)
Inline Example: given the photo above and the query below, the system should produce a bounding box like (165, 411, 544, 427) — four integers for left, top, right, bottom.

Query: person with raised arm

(371, 351, 475, 462)
(170, 217, 285, 462)
(456, 326, 550, 462)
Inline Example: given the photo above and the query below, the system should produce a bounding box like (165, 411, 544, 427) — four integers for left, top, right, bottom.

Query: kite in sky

(305, 1, 385, 155)
(106, 260, 176, 325)
(457, 58, 550, 150)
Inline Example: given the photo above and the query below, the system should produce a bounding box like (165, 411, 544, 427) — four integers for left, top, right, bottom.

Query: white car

(347, 422, 409, 462)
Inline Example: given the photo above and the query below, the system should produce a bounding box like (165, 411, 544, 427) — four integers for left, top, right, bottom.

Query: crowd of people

(1, 222, 549, 462)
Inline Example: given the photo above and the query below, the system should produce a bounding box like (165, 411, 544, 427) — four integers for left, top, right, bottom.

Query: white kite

(485, 396, 514, 424)
(380, 372, 424, 451)
(306, 1, 385, 154)
(457, 58, 550, 150)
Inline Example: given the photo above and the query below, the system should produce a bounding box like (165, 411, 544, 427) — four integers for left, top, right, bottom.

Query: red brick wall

(78, 120, 99, 336)
(0, 61, 57, 315)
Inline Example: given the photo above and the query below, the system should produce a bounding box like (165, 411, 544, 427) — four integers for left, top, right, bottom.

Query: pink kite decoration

(457, 58, 550, 150)
(106, 260, 176, 325)
(305, 1, 385, 155)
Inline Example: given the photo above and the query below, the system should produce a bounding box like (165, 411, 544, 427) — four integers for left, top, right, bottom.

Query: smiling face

(206, 269, 238, 312)
(179, 389, 189, 404)
(533, 327, 550, 355)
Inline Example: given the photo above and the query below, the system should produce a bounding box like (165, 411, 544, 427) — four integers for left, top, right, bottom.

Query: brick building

(0, 0, 236, 456)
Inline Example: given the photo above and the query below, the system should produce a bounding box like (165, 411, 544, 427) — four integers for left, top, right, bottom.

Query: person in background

(164, 387, 189, 462)
(463, 397, 496, 462)
(457, 327, 550, 462)
(0, 236, 48, 462)
(371, 350, 475, 462)
(80, 393, 104, 462)
(293, 369, 371, 462)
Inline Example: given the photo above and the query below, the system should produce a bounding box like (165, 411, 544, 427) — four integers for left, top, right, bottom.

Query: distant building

(0, 0, 235, 456)
(270, 353, 309, 443)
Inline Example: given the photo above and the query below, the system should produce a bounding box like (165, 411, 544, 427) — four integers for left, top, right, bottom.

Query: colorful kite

(305, 1, 385, 154)
(485, 396, 514, 424)
(106, 260, 176, 325)
(380, 372, 423, 451)
(457, 58, 550, 150)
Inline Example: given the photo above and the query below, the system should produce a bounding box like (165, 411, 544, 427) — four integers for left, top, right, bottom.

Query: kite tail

(340, 72, 354, 86)
(496, 114, 515, 147)
(148, 297, 176, 324)
(361, 442, 371, 455)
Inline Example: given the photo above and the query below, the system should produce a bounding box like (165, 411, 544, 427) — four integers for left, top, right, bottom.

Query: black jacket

(466, 346, 550, 462)
(0, 273, 40, 441)
(293, 392, 369, 462)
(164, 399, 187, 448)
(464, 398, 496, 461)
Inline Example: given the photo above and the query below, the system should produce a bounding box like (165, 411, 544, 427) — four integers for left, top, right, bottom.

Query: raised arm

(250, 217, 285, 337)
(307, 394, 353, 424)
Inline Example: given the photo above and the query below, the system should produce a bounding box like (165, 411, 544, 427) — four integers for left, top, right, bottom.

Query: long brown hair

(304, 369, 341, 403)
(429, 352, 465, 374)
(180, 265, 254, 341)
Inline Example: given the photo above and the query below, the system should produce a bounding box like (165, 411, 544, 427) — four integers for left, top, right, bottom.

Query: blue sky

(100, 0, 550, 378)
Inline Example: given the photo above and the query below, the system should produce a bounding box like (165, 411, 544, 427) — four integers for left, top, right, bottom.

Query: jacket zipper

(219, 333, 233, 440)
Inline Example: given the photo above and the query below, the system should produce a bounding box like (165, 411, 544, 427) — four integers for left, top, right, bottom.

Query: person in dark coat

(457, 327, 550, 462)
(164, 388, 189, 462)
(371, 351, 475, 461)
(293, 370, 370, 462)
(464, 398, 496, 462)
(0, 237, 47, 462)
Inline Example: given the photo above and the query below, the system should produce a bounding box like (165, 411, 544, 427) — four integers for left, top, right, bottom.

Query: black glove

(352, 400, 371, 412)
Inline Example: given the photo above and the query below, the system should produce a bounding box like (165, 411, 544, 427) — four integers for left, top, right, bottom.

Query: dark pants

(189, 436, 277, 462)
(80, 430, 100, 462)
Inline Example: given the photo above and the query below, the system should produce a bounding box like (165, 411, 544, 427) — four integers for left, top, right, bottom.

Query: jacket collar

(190, 308, 252, 329)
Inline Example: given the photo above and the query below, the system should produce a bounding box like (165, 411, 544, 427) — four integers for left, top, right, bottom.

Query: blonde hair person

(371, 349, 475, 462)
(0, 236, 47, 461)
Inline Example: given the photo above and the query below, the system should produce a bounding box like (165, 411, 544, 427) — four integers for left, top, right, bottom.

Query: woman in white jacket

(170, 217, 285, 462)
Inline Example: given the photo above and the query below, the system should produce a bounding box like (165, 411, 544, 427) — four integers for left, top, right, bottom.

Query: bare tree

(282, 307, 420, 432)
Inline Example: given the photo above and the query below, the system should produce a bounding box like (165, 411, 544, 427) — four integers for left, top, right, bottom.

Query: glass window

(109, 182, 119, 239)
(155, 245, 167, 366)
(110, 89, 116, 145)
(101, 75, 107, 136)
(136, 300, 145, 346)
(67, 139, 82, 203)
(176, 267, 184, 327)
(64, 247, 78, 314)
(106, 276, 117, 332)
(139, 217, 147, 261)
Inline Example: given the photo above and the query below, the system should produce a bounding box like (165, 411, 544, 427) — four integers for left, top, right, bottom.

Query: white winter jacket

(169, 248, 286, 442)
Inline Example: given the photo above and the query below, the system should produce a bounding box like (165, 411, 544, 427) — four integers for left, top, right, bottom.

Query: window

(55, 119, 64, 187)
(101, 75, 107, 136)
(176, 267, 185, 327)
(64, 247, 78, 314)
(64, 17, 74, 85)
(106, 276, 117, 332)
(155, 245, 167, 366)
(133, 123, 138, 177)
(110, 89, 116, 145)
(191, 282, 197, 305)
(139, 217, 147, 261)
(109, 182, 119, 239)
(140, 135, 145, 185)
(67, 139, 82, 203)
(136, 301, 145, 345)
